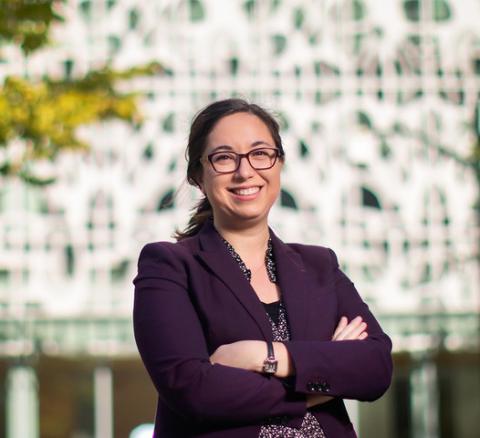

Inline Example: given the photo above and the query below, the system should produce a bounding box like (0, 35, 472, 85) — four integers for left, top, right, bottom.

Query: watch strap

(266, 340, 275, 358)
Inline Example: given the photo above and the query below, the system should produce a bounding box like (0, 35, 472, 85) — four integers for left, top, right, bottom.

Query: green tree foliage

(0, 0, 62, 53)
(0, 0, 164, 184)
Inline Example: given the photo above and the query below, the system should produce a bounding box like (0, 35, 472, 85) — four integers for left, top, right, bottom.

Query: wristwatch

(262, 341, 278, 374)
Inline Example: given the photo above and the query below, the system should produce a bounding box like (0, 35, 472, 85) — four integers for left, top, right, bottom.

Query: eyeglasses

(205, 148, 283, 174)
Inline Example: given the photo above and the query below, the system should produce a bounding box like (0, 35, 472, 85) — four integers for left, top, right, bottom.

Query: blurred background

(0, 0, 479, 437)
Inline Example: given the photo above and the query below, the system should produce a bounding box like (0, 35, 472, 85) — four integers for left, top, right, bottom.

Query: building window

(189, 0, 205, 22)
(157, 189, 175, 211)
(361, 187, 381, 209)
(280, 189, 298, 210)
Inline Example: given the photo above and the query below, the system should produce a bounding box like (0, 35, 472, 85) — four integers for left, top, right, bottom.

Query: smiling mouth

(229, 186, 261, 196)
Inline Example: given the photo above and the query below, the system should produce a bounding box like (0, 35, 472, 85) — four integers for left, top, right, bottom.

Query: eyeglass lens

(210, 148, 278, 173)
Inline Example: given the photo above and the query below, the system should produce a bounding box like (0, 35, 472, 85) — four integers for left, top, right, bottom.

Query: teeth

(233, 187, 260, 195)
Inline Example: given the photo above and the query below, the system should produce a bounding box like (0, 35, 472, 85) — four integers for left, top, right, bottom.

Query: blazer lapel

(195, 221, 273, 341)
(269, 230, 309, 340)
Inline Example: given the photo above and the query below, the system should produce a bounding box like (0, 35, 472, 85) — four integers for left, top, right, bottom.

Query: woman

(133, 99, 393, 437)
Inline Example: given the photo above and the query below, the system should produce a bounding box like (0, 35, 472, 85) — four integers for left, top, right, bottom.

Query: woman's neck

(213, 219, 270, 264)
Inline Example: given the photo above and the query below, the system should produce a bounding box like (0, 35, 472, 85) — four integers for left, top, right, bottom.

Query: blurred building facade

(0, 0, 479, 437)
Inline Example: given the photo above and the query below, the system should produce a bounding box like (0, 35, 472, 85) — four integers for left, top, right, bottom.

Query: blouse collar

(219, 234, 277, 284)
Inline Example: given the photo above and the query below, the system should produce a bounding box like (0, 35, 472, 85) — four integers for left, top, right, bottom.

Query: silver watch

(262, 341, 278, 374)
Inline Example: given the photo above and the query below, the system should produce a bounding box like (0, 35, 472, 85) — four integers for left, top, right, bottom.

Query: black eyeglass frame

(205, 147, 284, 174)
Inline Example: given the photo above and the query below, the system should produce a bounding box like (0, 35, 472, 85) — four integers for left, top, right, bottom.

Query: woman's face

(199, 112, 283, 229)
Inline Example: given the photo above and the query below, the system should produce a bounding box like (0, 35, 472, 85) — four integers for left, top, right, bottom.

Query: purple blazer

(133, 220, 393, 437)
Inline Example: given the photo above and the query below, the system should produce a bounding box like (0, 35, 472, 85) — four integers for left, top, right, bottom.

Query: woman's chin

(218, 208, 268, 226)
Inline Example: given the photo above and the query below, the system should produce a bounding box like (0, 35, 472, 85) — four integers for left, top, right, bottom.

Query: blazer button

(319, 381, 330, 392)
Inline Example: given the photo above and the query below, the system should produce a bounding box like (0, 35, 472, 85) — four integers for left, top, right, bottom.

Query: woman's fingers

(343, 321, 367, 340)
(332, 316, 348, 340)
(332, 315, 360, 340)
(340, 318, 366, 340)
(332, 316, 368, 341)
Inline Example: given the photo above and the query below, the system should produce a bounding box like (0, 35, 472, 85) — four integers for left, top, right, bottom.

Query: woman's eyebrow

(209, 144, 234, 153)
(251, 140, 274, 148)
(210, 141, 273, 153)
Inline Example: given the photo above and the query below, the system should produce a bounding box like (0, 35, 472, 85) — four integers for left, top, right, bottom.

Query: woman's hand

(306, 315, 368, 408)
(332, 315, 368, 341)
(210, 340, 266, 373)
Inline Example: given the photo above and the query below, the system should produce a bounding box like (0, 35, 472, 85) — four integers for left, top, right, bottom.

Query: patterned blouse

(221, 237, 327, 438)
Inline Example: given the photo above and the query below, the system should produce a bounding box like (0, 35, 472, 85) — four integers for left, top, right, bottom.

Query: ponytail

(174, 196, 212, 241)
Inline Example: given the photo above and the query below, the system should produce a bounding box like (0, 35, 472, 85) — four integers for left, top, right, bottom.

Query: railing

(0, 312, 478, 358)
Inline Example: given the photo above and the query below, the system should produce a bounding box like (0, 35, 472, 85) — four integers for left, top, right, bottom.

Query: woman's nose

(235, 155, 255, 178)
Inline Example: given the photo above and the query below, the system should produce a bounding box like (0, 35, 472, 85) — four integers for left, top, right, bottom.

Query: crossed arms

(133, 242, 393, 424)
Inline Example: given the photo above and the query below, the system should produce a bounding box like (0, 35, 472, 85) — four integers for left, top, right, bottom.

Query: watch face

(263, 359, 278, 374)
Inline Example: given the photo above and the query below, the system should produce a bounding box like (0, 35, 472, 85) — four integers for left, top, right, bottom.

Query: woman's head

(186, 98, 284, 189)
(176, 98, 285, 240)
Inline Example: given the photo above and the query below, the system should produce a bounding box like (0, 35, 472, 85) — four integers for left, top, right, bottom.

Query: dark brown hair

(174, 98, 285, 240)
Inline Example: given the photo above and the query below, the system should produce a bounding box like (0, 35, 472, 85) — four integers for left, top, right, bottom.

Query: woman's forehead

(206, 113, 273, 150)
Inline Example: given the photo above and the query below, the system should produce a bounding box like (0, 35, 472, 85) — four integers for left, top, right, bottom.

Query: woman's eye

(213, 154, 234, 162)
(252, 149, 269, 157)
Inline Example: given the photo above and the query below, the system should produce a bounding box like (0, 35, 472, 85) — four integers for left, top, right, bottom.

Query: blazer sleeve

(133, 242, 306, 425)
(282, 248, 393, 401)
